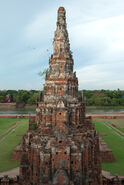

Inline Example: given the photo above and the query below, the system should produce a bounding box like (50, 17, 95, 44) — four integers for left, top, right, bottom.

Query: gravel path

(0, 123, 17, 137)
(0, 167, 19, 177)
(0, 121, 23, 143)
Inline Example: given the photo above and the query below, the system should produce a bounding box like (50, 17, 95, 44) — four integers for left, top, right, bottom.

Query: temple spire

(57, 7, 66, 29)
(19, 7, 102, 185)
(53, 7, 71, 59)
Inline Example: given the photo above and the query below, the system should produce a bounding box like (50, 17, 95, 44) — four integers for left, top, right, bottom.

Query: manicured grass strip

(118, 128, 124, 132)
(0, 118, 25, 134)
(104, 121, 124, 138)
(94, 119, 124, 176)
(104, 119, 124, 129)
(0, 120, 25, 140)
(0, 118, 28, 172)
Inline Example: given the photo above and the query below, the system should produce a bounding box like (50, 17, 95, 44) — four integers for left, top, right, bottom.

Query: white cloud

(69, 13, 124, 90)
(70, 15, 124, 48)
(76, 61, 124, 90)
(23, 7, 124, 90)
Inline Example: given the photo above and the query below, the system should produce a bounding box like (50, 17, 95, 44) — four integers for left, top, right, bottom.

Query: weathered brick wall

(99, 138, 114, 162)
(101, 151, 115, 162)
(11, 144, 22, 162)
(0, 103, 16, 109)
(103, 176, 124, 185)
(0, 176, 19, 185)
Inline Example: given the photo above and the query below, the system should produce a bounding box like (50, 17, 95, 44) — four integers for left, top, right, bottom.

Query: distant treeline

(0, 89, 124, 106)
(82, 89, 124, 106)
(0, 90, 40, 105)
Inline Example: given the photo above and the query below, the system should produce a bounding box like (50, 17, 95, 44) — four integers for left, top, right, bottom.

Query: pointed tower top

(53, 6, 71, 59)
(57, 6, 66, 28)
(58, 7, 66, 12)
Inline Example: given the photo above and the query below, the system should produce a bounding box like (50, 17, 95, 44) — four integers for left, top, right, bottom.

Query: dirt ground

(0, 167, 19, 177)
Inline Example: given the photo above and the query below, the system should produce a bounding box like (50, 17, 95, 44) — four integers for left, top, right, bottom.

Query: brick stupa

(19, 7, 103, 185)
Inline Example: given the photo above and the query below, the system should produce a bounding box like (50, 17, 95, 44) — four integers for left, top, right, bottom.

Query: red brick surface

(19, 7, 103, 185)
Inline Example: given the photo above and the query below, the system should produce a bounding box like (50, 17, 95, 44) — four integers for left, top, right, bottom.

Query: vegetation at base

(93, 118, 124, 175)
(0, 89, 124, 106)
(0, 118, 28, 172)
(32, 123, 37, 130)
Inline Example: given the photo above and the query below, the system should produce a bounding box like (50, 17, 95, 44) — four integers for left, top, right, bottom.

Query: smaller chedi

(19, 7, 103, 185)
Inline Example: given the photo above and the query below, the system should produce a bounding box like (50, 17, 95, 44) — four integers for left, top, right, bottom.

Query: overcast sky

(0, 0, 124, 90)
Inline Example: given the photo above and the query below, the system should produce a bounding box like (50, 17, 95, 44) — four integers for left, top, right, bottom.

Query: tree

(15, 90, 30, 103)
(0, 95, 4, 103)
(120, 98, 124, 106)
(27, 92, 40, 105)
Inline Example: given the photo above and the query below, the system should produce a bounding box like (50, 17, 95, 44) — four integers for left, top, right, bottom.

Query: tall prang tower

(19, 7, 103, 185)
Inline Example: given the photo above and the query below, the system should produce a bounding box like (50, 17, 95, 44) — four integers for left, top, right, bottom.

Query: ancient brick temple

(1, 6, 124, 185)
(19, 7, 103, 185)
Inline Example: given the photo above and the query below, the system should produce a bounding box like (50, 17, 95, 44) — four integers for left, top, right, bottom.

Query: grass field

(94, 118, 124, 176)
(103, 119, 124, 132)
(0, 118, 28, 172)
(0, 117, 24, 134)
(0, 117, 124, 175)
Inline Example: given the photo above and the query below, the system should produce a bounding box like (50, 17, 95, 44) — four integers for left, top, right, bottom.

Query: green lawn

(0, 118, 28, 172)
(94, 119, 124, 176)
(0, 117, 124, 175)
(118, 128, 124, 132)
(103, 119, 124, 132)
(0, 117, 24, 134)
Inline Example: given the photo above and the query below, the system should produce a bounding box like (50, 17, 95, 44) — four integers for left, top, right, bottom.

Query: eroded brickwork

(99, 138, 115, 162)
(19, 7, 103, 185)
(11, 143, 22, 162)
(0, 7, 123, 185)
(0, 176, 19, 185)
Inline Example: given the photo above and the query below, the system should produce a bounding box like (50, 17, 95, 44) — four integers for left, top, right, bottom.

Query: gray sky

(0, 0, 124, 90)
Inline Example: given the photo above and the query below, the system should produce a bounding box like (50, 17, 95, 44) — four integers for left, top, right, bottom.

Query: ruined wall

(101, 151, 115, 162)
(99, 138, 114, 162)
(0, 176, 19, 185)
(11, 144, 22, 162)
(0, 103, 16, 109)
(103, 176, 124, 185)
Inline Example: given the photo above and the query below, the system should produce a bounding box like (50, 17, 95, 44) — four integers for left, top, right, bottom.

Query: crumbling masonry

(19, 7, 102, 185)
(1, 7, 123, 185)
